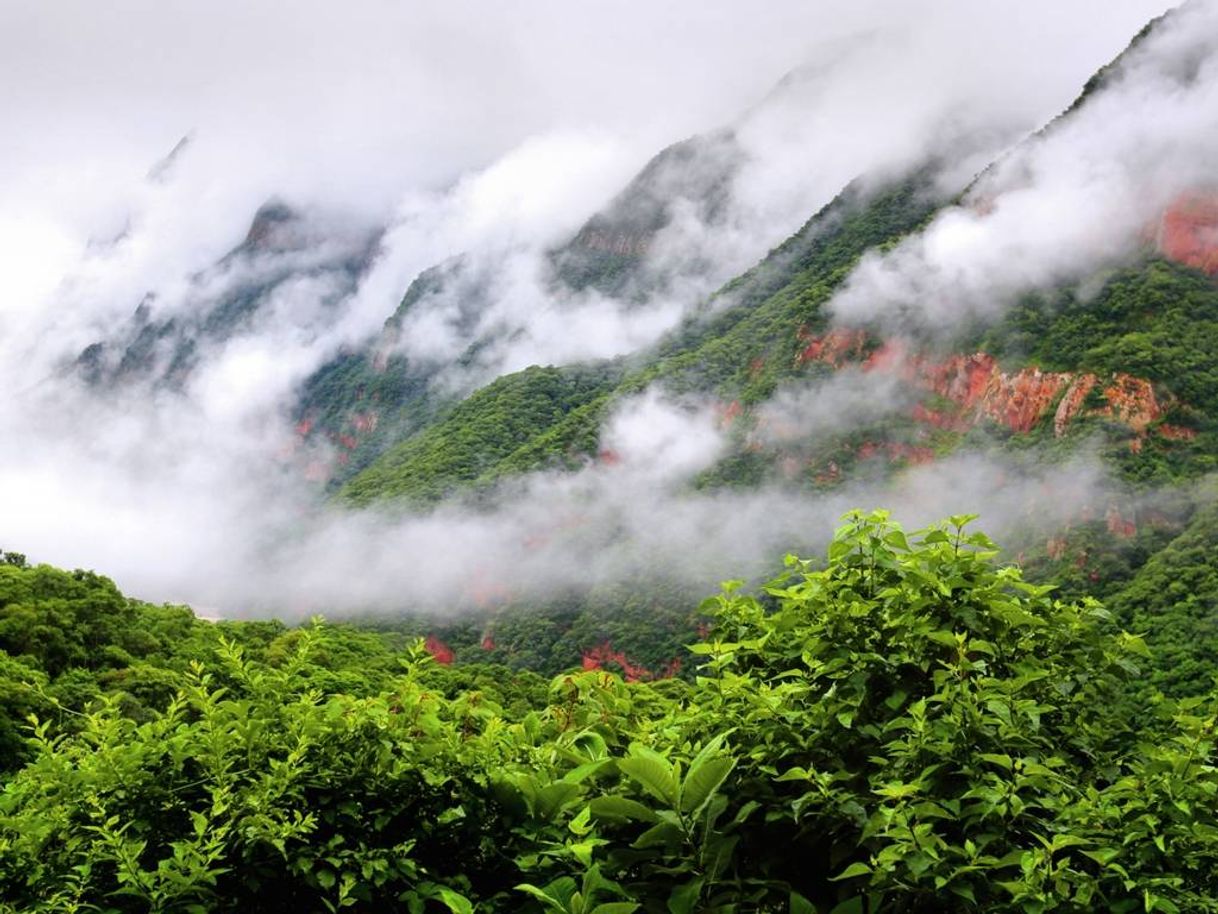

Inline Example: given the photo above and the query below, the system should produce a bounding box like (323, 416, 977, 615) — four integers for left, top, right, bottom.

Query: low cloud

(829, 1, 1218, 331)
(0, 0, 1186, 615)
(753, 368, 915, 447)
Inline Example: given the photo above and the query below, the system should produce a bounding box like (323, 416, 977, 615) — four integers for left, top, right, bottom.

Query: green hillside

(337, 170, 946, 504)
(5, 516, 1218, 912)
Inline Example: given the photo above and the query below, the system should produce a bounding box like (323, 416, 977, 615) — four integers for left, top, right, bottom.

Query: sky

(0, 0, 1189, 612)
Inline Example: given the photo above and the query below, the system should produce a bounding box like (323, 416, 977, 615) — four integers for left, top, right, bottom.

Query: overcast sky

(2, 1, 1174, 242)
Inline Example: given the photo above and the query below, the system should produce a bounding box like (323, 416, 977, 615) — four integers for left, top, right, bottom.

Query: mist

(828, 0, 1218, 331)
(0, 0, 1183, 613)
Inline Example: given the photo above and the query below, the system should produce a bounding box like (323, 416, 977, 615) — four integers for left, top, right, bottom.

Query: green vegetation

(984, 260, 1218, 480)
(4, 515, 1218, 912)
(341, 171, 945, 506)
(341, 364, 622, 506)
(1109, 496, 1218, 698)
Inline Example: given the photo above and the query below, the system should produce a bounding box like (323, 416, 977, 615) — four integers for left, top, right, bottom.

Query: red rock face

(716, 400, 743, 427)
(799, 330, 1179, 443)
(1097, 374, 1161, 433)
(1053, 376, 1098, 436)
(910, 354, 1074, 434)
(1106, 506, 1137, 539)
(795, 327, 868, 367)
(579, 642, 680, 682)
(1158, 194, 1218, 275)
(424, 635, 455, 665)
(1160, 424, 1198, 441)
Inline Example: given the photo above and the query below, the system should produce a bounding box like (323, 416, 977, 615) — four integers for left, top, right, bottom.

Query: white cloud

(829, 0, 1218, 330)
(0, 0, 1184, 612)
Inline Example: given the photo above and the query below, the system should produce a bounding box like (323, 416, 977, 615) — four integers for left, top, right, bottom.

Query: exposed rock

(794, 327, 867, 367)
(1106, 505, 1137, 539)
(571, 228, 652, 257)
(802, 330, 1175, 442)
(1096, 373, 1161, 434)
(974, 365, 1072, 434)
(1160, 424, 1198, 441)
(424, 635, 455, 665)
(1157, 193, 1218, 275)
(241, 201, 302, 253)
(1054, 375, 1098, 436)
(901, 351, 1071, 434)
(716, 399, 743, 426)
(580, 641, 680, 682)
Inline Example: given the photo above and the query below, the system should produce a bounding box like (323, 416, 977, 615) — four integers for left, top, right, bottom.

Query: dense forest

(3, 513, 1218, 913)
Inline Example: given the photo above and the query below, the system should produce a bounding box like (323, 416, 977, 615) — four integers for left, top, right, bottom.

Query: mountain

(298, 2, 1218, 683)
(34, 2, 1218, 684)
(12, 8, 1218, 913)
(75, 200, 381, 389)
(291, 128, 748, 486)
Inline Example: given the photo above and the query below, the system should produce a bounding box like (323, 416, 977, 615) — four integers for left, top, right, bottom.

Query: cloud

(752, 369, 915, 447)
(828, 0, 1218, 331)
(0, 366, 1138, 618)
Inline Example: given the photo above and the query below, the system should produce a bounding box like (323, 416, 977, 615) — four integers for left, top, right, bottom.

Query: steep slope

(76, 201, 381, 389)
(1108, 494, 1218, 698)
(292, 130, 748, 486)
(338, 168, 947, 503)
(320, 2, 1218, 695)
(341, 363, 622, 506)
(548, 128, 744, 299)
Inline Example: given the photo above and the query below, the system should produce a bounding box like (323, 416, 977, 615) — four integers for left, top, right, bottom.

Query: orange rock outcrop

(1158, 194, 1218, 275)
(795, 327, 868, 367)
(797, 330, 1176, 442)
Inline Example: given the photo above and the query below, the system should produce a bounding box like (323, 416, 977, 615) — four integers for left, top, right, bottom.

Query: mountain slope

(77, 202, 380, 389)
(338, 168, 947, 503)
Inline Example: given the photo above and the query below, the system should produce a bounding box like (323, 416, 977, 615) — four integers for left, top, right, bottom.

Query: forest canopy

(1, 513, 1216, 913)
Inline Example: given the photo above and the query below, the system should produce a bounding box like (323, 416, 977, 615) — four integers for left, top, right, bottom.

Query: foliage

(1109, 497, 1218, 698)
(3, 514, 1218, 912)
(341, 364, 621, 506)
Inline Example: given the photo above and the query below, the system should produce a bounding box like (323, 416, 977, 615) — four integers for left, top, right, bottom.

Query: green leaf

(534, 782, 583, 820)
(434, 887, 475, 914)
(680, 756, 735, 815)
(667, 878, 704, 914)
(516, 883, 563, 911)
(619, 747, 679, 808)
(632, 821, 684, 849)
(828, 896, 865, 914)
(588, 796, 661, 823)
(830, 862, 873, 882)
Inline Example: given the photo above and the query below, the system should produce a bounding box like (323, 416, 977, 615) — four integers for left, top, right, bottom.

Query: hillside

(268, 1, 1218, 685)
(5, 516, 1218, 912)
